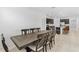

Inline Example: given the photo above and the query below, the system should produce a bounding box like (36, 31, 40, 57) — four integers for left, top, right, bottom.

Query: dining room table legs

(25, 47, 33, 52)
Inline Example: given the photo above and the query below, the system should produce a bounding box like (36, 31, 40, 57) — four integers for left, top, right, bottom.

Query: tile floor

(48, 31, 79, 52)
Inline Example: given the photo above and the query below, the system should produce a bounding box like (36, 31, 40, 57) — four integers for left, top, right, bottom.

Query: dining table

(11, 30, 51, 51)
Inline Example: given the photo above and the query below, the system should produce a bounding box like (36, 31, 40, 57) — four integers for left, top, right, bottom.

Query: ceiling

(52, 7, 79, 17)
(1, 7, 79, 18)
(36, 7, 79, 17)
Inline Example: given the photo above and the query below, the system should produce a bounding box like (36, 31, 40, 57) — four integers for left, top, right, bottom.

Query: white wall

(54, 17, 60, 27)
(76, 17, 79, 30)
(0, 7, 47, 50)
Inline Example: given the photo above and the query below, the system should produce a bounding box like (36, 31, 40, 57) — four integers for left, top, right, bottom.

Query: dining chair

(35, 28, 40, 32)
(52, 26, 56, 45)
(37, 28, 40, 32)
(47, 31, 53, 50)
(30, 28, 40, 33)
(28, 33, 47, 52)
(47, 30, 56, 50)
(1, 34, 26, 52)
(51, 31, 56, 45)
(21, 29, 29, 35)
(1, 34, 9, 52)
(30, 28, 35, 33)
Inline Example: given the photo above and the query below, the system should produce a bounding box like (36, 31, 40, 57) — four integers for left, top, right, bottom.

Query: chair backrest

(1, 34, 5, 41)
(48, 31, 52, 41)
(51, 30, 56, 38)
(21, 29, 29, 35)
(30, 28, 35, 33)
(1, 34, 9, 52)
(30, 28, 40, 33)
(35, 28, 40, 32)
(2, 40, 9, 52)
(36, 33, 47, 49)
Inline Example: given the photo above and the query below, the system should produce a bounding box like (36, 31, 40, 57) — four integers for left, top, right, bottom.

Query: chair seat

(28, 43, 44, 52)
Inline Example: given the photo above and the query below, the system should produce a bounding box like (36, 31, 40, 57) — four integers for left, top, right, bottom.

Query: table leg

(25, 47, 33, 52)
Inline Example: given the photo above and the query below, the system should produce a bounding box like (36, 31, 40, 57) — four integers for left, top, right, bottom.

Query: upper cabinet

(46, 18, 54, 30)
(46, 18, 54, 24)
